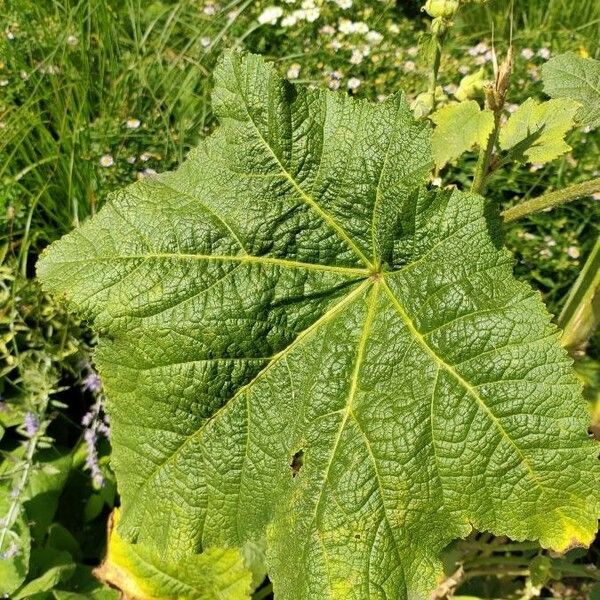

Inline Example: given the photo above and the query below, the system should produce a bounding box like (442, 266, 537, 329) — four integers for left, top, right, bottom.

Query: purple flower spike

(82, 372, 102, 393)
(23, 412, 39, 437)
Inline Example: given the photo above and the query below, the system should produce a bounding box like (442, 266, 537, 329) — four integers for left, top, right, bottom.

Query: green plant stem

(502, 177, 600, 222)
(558, 236, 600, 352)
(0, 410, 44, 551)
(472, 111, 501, 195)
(429, 37, 443, 112)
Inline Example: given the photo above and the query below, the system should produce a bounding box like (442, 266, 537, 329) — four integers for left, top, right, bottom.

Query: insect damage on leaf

(37, 50, 600, 600)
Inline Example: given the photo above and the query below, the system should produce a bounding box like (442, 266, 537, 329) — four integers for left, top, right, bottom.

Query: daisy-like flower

(538, 47, 551, 60)
(287, 63, 301, 79)
(200, 36, 211, 48)
(203, 2, 217, 15)
(366, 30, 383, 45)
(281, 14, 297, 26)
(5, 30, 15, 40)
(350, 49, 364, 65)
(403, 60, 416, 72)
(258, 6, 283, 24)
(347, 77, 361, 91)
(66, 35, 78, 46)
(335, 0, 352, 8)
(567, 246, 580, 259)
(0, 80, 8, 87)
(126, 117, 141, 129)
(99, 155, 114, 168)
(521, 48, 535, 60)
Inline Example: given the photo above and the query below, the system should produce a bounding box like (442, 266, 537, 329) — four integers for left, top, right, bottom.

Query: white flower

(203, 2, 217, 15)
(366, 31, 383, 45)
(328, 78, 341, 90)
(330, 39, 342, 51)
(347, 77, 361, 90)
(458, 65, 469, 75)
(431, 177, 442, 187)
(443, 83, 457, 95)
(140, 152, 152, 162)
(529, 163, 544, 172)
(287, 63, 301, 79)
(200, 36, 211, 48)
(506, 103, 519, 113)
(566, 246, 580, 259)
(403, 60, 416, 72)
(5, 30, 15, 40)
(377, 94, 387, 102)
(126, 117, 141, 129)
(538, 47, 551, 60)
(99, 155, 114, 168)
(320, 25, 335, 35)
(127, 155, 136, 164)
(407, 46, 419, 57)
(350, 49, 364, 65)
(67, 35, 78, 46)
(19, 70, 28, 80)
(281, 14, 297, 26)
(258, 6, 283, 24)
(335, 0, 352, 8)
(303, 7, 320, 21)
(338, 19, 354, 34)
(0, 80, 9, 87)
(353, 21, 369, 34)
(592, 192, 600, 201)
(521, 48, 535, 60)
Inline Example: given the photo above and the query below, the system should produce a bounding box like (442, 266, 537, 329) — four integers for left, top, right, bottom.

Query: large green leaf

(37, 50, 600, 600)
(542, 52, 600, 131)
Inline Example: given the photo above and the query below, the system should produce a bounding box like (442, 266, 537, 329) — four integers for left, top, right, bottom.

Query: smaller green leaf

(13, 550, 75, 599)
(431, 101, 495, 168)
(542, 52, 600, 130)
(24, 451, 72, 540)
(0, 490, 31, 596)
(529, 555, 553, 587)
(46, 524, 82, 562)
(94, 510, 253, 600)
(499, 97, 580, 164)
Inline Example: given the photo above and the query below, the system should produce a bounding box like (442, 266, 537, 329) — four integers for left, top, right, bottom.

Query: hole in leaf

(290, 449, 304, 478)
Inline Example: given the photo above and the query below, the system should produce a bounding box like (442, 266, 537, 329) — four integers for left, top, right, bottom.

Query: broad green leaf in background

(431, 100, 495, 168)
(37, 50, 600, 600)
(499, 97, 580, 164)
(542, 52, 600, 131)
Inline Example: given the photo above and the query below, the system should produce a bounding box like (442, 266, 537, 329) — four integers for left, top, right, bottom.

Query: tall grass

(1, 0, 256, 273)
(458, 0, 600, 55)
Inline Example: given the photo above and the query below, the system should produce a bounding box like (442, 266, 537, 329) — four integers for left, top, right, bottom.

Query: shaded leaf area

(38, 51, 600, 600)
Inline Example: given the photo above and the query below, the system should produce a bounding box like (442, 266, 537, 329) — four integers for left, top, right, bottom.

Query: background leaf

(542, 52, 600, 131)
(431, 100, 495, 168)
(499, 97, 580, 163)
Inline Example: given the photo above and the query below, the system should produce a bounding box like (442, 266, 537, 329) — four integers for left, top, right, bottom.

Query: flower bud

(431, 17, 449, 36)
(423, 0, 459, 18)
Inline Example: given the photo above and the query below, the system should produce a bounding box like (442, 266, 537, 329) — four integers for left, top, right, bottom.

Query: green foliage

(498, 98, 580, 164)
(542, 52, 600, 131)
(431, 100, 494, 167)
(38, 50, 600, 599)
